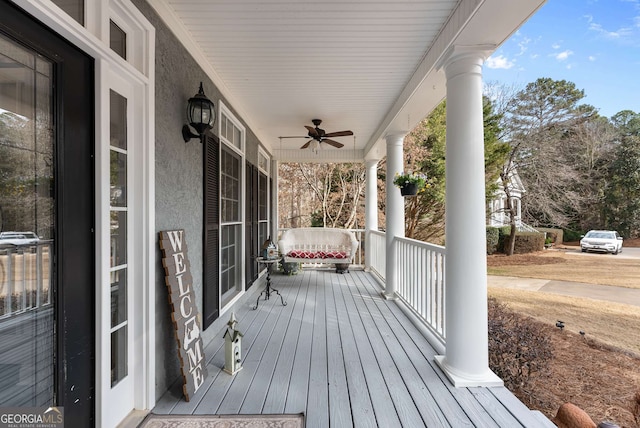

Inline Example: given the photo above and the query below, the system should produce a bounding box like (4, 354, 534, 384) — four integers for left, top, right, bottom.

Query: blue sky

(483, 0, 640, 119)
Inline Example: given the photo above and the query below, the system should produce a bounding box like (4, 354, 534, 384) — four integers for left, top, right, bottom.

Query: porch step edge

(530, 410, 556, 427)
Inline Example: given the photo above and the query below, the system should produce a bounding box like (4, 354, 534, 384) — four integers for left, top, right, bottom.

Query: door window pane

(111, 328, 127, 386)
(110, 90, 127, 150)
(110, 210, 127, 267)
(0, 33, 55, 407)
(110, 151, 127, 207)
(110, 269, 127, 328)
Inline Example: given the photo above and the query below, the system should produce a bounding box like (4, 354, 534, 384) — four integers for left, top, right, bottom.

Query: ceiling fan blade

(322, 139, 344, 148)
(300, 140, 312, 149)
(279, 136, 309, 139)
(323, 130, 353, 138)
(305, 126, 319, 138)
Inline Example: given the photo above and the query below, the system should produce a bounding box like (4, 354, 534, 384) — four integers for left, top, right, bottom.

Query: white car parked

(0, 231, 40, 246)
(580, 230, 623, 255)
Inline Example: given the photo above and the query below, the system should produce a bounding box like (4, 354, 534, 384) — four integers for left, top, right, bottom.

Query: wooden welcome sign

(159, 229, 208, 401)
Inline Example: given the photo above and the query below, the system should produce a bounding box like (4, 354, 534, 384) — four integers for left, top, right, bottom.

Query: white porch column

(384, 133, 406, 299)
(435, 46, 503, 387)
(364, 158, 379, 271)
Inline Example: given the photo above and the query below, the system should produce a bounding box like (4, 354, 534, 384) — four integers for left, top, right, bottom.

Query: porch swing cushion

(279, 228, 358, 264)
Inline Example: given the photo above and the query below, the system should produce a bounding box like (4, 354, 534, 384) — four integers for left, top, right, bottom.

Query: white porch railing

(0, 241, 53, 319)
(396, 236, 446, 342)
(368, 231, 446, 345)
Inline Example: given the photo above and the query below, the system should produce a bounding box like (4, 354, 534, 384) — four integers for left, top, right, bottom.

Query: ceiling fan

(280, 119, 353, 149)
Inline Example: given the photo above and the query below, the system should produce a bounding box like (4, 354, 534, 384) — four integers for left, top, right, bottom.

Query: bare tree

(279, 162, 366, 229)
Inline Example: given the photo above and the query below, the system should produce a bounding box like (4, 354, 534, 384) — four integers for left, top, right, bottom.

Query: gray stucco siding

(132, 0, 270, 399)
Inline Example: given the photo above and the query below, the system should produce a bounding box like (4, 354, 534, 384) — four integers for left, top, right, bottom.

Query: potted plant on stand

(393, 171, 428, 196)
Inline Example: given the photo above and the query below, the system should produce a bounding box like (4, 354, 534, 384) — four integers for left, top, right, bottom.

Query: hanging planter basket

(393, 172, 427, 197)
(400, 183, 418, 196)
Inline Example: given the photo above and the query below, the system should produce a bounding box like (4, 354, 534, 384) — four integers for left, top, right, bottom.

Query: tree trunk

(501, 171, 517, 256)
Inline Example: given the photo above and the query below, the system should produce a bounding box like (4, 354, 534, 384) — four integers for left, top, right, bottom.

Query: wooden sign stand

(159, 229, 208, 401)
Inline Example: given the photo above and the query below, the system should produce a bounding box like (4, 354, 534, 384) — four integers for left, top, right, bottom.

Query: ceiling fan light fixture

(281, 119, 353, 151)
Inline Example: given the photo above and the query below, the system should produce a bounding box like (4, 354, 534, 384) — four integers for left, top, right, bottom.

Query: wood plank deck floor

(152, 269, 552, 427)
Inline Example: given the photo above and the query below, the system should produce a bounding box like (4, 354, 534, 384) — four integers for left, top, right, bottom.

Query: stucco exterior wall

(132, 0, 269, 399)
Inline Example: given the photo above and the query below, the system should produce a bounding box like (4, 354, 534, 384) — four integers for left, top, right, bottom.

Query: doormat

(138, 413, 305, 428)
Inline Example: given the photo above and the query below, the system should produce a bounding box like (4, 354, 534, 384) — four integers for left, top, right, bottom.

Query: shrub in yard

(563, 228, 584, 243)
(496, 228, 546, 254)
(513, 232, 545, 253)
(486, 227, 499, 254)
(488, 298, 553, 392)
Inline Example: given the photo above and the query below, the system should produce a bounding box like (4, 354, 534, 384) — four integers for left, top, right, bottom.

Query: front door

(0, 2, 94, 426)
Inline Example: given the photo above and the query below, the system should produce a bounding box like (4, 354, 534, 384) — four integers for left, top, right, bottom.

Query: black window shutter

(203, 133, 220, 329)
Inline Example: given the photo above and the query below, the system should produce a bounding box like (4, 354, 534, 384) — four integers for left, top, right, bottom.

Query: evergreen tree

(604, 110, 640, 237)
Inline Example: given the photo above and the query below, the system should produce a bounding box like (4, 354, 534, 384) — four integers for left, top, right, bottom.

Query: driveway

(561, 245, 640, 260)
(488, 244, 640, 307)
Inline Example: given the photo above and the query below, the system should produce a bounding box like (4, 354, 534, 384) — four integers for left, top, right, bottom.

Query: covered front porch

(153, 268, 551, 427)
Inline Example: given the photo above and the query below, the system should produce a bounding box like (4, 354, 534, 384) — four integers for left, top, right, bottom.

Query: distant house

(488, 169, 526, 228)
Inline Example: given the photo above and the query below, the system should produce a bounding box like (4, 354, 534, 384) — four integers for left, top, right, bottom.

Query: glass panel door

(0, 33, 55, 406)
(109, 90, 128, 387)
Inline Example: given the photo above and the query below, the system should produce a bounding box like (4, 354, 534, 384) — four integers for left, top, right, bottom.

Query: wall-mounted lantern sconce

(182, 82, 216, 142)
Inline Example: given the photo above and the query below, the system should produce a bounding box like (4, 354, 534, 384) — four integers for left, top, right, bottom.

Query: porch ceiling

(152, 0, 545, 162)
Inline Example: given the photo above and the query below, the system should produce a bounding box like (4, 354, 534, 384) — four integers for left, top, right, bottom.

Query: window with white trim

(218, 103, 245, 302)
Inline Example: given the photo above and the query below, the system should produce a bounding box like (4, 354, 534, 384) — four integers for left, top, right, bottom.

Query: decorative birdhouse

(223, 312, 243, 375)
(261, 236, 278, 260)
(267, 240, 278, 259)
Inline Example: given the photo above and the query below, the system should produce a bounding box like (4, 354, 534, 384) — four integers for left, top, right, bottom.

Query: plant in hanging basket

(393, 171, 428, 196)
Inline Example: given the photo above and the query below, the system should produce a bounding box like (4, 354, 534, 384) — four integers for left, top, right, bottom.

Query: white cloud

(554, 50, 574, 61)
(517, 37, 531, 56)
(485, 54, 515, 69)
(589, 22, 634, 38)
(530, 53, 540, 59)
(552, 43, 561, 49)
(588, 55, 596, 61)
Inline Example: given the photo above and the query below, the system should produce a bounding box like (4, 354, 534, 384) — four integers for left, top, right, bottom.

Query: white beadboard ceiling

(153, 0, 545, 162)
